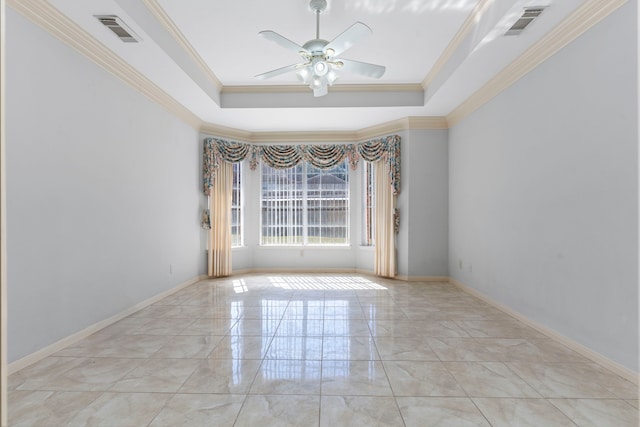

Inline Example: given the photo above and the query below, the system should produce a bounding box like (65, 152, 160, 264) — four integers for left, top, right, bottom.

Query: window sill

(255, 245, 353, 251)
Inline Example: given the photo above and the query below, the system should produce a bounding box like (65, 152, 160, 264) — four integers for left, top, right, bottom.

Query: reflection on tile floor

(9, 274, 639, 426)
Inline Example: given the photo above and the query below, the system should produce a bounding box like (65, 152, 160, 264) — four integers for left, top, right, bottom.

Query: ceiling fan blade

(337, 58, 385, 79)
(259, 30, 308, 56)
(324, 22, 372, 57)
(255, 63, 300, 80)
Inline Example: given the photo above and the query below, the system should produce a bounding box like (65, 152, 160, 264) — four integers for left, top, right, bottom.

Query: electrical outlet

(468, 263, 472, 272)
(170, 264, 173, 274)
(458, 259, 463, 269)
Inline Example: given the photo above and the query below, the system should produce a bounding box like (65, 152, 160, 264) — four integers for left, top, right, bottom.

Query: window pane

(231, 162, 243, 247)
(261, 160, 349, 246)
(261, 163, 305, 245)
(362, 162, 375, 246)
(306, 161, 349, 245)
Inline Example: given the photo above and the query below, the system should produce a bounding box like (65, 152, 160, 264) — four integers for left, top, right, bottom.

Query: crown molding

(356, 116, 448, 141)
(6, 0, 202, 129)
(222, 84, 424, 94)
(199, 116, 449, 143)
(356, 117, 413, 141)
(141, 0, 222, 91)
(6, 0, 438, 142)
(8, 0, 624, 138)
(422, 0, 494, 89)
(446, 0, 628, 126)
(200, 124, 361, 144)
(250, 131, 361, 144)
(406, 116, 449, 130)
(199, 123, 252, 142)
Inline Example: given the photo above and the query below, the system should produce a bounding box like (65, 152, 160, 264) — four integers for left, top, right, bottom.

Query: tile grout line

(7, 274, 638, 425)
(364, 298, 408, 427)
(318, 293, 325, 427)
(423, 312, 497, 426)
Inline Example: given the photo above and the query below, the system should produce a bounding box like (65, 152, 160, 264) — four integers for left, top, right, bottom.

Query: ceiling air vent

(505, 7, 545, 36)
(95, 15, 140, 43)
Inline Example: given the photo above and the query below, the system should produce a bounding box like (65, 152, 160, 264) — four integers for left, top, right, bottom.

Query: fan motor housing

(309, 0, 327, 13)
(303, 39, 329, 54)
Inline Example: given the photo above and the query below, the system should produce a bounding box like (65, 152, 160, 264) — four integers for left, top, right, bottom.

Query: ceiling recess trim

(141, 0, 223, 91)
(422, 0, 495, 89)
(222, 84, 424, 94)
(6, 0, 202, 129)
(447, 0, 629, 126)
(200, 116, 449, 143)
(7, 0, 626, 139)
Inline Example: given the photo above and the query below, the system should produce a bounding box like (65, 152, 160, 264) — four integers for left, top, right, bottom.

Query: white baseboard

(450, 277, 639, 385)
(211, 268, 364, 278)
(395, 275, 450, 282)
(224, 269, 448, 283)
(8, 275, 206, 374)
(12, 272, 636, 387)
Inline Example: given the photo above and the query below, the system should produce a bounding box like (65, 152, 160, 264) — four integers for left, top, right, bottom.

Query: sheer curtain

(374, 159, 396, 277)
(208, 161, 233, 277)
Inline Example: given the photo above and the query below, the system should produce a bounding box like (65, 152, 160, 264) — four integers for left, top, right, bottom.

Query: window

(362, 161, 375, 246)
(231, 162, 243, 247)
(261, 160, 349, 245)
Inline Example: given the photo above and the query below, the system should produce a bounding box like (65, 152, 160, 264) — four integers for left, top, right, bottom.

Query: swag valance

(203, 135, 401, 196)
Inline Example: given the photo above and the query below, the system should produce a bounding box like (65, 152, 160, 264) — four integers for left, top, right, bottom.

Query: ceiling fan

(255, 0, 386, 97)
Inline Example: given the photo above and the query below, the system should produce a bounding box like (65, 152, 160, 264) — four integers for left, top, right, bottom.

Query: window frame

(231, 161, 243, 248)
(361, 161, 375, 246)
(259, 160, 350, 246)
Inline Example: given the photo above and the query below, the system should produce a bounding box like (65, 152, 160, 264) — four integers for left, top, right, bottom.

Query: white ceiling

(44, 0, 588, 132)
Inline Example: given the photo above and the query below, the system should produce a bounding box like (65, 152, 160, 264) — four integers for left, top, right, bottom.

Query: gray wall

(449, 1, 638, 371)
(404, 129, 449, 278)
(205, 129, 450, 279)
(6, 9, 205, 362)
(6, 0, 636, 374)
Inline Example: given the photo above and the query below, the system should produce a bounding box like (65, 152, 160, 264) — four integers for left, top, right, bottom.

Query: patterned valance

(204, 135, 401, 196)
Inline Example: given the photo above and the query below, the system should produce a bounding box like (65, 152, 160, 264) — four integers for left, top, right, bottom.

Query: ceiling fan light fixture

(311, 75, 323, 89)
(255, 0, 385, 96)
(296, 67, 311, 83)
(314, 85, 328, 97)
(313, 59, 329, 76)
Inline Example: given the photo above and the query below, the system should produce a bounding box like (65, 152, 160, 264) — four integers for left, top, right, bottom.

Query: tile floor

(8, 274, 640, 426)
